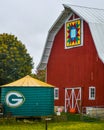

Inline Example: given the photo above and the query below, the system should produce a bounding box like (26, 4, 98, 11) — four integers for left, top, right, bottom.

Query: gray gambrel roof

(37, 4, 104, 70)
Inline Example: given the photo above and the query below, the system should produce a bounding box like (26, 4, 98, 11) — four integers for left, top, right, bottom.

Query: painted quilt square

(65, 19, 81, 48)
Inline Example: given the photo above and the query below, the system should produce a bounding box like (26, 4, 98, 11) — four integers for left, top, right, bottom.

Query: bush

(52, 112, 99, 122)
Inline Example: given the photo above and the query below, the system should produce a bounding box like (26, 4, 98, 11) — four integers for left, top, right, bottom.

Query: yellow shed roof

(2, 75, 54, 87)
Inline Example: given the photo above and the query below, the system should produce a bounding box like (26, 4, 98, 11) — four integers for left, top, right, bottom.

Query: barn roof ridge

(63, 4, 104, 10)
(37, 4, 104, 70)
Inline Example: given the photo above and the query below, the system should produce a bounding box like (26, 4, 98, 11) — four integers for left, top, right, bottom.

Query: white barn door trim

(65, 87, 82, 113)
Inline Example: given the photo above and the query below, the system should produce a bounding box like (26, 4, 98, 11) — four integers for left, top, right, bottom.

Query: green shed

(0, 75, 54, 117)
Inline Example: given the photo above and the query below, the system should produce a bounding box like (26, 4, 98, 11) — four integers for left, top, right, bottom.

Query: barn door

(65, 87, 82, 113)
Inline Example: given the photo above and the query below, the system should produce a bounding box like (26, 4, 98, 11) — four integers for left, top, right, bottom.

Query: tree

(0, 33, 34, 85)
(34, 70, 46, 82)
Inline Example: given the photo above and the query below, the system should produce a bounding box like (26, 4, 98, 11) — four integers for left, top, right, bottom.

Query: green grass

(0, 114, 104, 130)
(0, 121, 104, 130)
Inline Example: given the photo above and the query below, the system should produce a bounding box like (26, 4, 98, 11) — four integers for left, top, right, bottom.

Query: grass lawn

(0, 120, 104, 130)
(0, 114, 104, 130)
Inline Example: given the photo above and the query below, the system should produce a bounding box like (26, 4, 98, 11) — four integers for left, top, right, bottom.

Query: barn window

(89, 87, 96, 100)
(54, 88, 59, 100)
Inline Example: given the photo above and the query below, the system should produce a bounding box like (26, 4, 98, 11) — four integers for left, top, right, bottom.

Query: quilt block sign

(65, 19, 81, 48)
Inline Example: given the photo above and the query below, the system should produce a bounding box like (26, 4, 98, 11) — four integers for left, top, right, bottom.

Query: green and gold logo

(5, 91, 25, 108)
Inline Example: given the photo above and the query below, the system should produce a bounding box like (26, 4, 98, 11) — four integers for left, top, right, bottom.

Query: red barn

(37, 5, 104, 113)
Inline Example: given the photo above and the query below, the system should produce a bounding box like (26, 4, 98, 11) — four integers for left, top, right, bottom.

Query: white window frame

(89, 86, 96, 100)
(54, 88, 59, 100)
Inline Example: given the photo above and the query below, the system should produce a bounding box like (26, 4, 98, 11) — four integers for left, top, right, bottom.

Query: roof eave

(37, 7, 72, 70)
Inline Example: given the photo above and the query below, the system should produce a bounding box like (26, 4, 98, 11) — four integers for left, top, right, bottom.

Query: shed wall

(1, 87, 54, 116)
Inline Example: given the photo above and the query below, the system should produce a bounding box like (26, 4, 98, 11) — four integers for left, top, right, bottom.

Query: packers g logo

(5, 91, 25, 108)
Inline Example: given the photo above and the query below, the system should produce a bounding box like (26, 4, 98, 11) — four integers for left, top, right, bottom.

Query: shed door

(65, 87, 82, 113)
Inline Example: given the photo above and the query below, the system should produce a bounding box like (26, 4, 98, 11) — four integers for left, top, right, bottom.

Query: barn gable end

(37, 4, 104, 114)
(37, 4, 104, 70)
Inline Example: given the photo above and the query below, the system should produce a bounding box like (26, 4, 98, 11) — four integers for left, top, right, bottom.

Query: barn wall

(47, 20, 104, 107)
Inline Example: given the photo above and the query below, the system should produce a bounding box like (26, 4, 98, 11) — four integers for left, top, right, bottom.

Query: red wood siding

(47, 21, 104, 107)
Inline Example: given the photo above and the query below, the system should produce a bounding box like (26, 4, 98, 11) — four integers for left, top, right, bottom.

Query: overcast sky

(0, 0, 104, 72)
